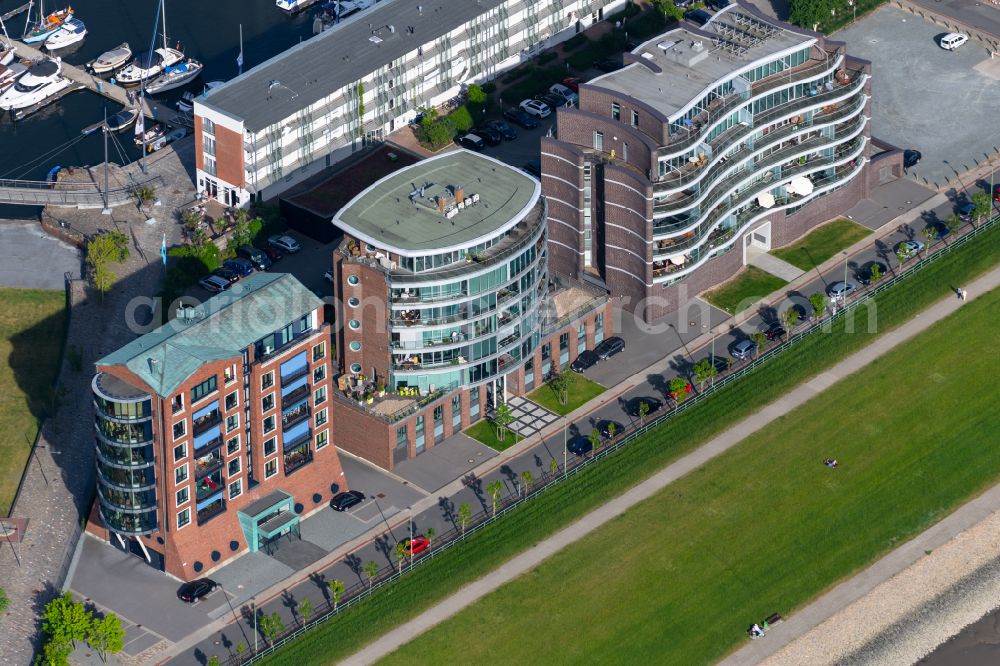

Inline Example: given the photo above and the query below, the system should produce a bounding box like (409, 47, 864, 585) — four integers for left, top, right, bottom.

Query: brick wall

(540, 138, 586, 278)
(333, 250, 391, 384)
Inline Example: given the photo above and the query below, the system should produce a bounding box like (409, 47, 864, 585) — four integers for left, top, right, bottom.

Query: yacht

(0, 62, 27, 94)
(44, 17, 86, 50)
(23, 6, 74, 44)
(144, 58, 202, 95)
(276, 0, 321, 14)
(0, 59, 71, 110)
(116, 47, 183, 86)
(89, 42, 131, 74)
(0, 41, 15, 66)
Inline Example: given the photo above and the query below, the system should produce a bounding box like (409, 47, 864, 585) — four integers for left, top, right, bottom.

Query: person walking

(961, 288, 968, 301)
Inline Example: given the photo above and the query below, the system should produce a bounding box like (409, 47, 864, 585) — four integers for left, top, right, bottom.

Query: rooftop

(198, 0, 504, 132)
(333, 151, 540, 255)
(590, 4, 813, 121)
(97, 273, 324, 398)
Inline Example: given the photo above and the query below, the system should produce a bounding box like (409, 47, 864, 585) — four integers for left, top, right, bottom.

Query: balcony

(281, 381, 310, 405)
(280, 364, 309, 386)
(281, 401, 311, 429)
(197, 495, 226, 525)
(194, 448, 224, 479)
(196, 470, 224, 501)
(192, 409, 221, 437)
(283, 447, 313, 475)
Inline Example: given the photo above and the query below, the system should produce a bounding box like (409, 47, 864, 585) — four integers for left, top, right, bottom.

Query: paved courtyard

(0, 220, 80, 289)
(836, 5, 1000, 189)
(393, 434, 497, 493)
(506, 396, 560, 437)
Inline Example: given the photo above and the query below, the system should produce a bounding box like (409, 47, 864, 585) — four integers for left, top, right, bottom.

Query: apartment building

(328, 151, 610, 469)
(90, 273, 344, 579)
(542, 2, 899, 321)
(192, 0, 627, 206)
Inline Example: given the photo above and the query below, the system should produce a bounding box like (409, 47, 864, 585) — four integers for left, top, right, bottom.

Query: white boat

(0, 62, 27, 94)
(276, 0, 321, 14)
(176, 80, 223, 112)
(144, 59, 202, 95)
(134, 121, 166, 146)
(116, 47, 183, 86)
(90, 42, 131, 74)
(312, 0, 373, 34)
(44, 17, 85, 50)
(0, 41, 14, 67)
(106, 107, 139, 132)
(0, 58, 70, 110)
(23, 6, 73, 44)
(148, 126, 186, 153)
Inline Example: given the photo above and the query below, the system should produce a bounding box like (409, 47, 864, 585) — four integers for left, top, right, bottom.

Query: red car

(993, 184, 1000, 202)
(402, 536, 430, 555)
(562, 77, 580, 93)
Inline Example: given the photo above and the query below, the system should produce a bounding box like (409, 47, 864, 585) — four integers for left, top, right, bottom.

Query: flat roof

(591, 3, 813, 121)
(333, 151, 540, 255)
(199, 0, 505, 132)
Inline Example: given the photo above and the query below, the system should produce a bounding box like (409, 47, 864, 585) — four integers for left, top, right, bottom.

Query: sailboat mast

(22, 0, 34, 37)
(161, 0, 168, 52)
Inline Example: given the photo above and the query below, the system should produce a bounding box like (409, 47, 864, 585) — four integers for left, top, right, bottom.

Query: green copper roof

(97, 273, 323, 398)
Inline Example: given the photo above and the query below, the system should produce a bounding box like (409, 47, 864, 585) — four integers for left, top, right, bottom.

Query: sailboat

(44, 16, 86, 50)
(145, 58, 202, 95)
(116, 0, 183, 87)
(22, 2, 75, 44)
(1, 13, 17, 65)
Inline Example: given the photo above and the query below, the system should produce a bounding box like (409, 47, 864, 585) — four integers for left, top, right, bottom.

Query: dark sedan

(856, 261, 887, 286)
(213, 267, 240, 284)
(473, 125, 503, 146)
(487, 119, 517, 140)
(177, 578, 217, 603)
(535, 92, 566, 109)
(596, 419, 625, 440)
(330, 490, 366, 511)
(594, 336, 625, 361)
(566, 435, 593, 457)
(903, 149, 921, 169)
(503, 107, 539, 129)
(762, 322, 786, 341)
(262, 246, 283, 263)
(626, 397, 663, 418)
(571, 350, 598, 373)
(223, 258, 254, 277)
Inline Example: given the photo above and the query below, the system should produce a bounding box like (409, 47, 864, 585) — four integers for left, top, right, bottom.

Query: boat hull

(145, 62, 202, 95)
(116, 48, 183, 86)
(0, 77, 71, 110)
(91, 44, 132, 74)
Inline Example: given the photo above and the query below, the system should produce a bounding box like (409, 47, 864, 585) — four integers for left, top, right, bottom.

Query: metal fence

(0, 177, 160, 207)
(228, 212, 1000, 665)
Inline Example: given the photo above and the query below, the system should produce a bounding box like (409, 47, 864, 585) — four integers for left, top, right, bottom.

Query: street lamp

(847, 0, 855, 23)
(843, 251, 849, 301)
(407, 506, 413, 572)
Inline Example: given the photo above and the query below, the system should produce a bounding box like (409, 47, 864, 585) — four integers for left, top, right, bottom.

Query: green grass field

(527, 375, 606, 416)
(0, 288, 67, 515)
(704, 266, 789, 314)
(772, 218, 872, 272)
(262, 220, 1000, 666)
(379, 286, 1000, 665)
(464, 419, 522, 452)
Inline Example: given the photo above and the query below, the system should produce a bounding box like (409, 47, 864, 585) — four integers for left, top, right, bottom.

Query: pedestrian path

(339, 265, 1000, 666)
(748, 251, 805, 281)
(505, 396, 559, 437)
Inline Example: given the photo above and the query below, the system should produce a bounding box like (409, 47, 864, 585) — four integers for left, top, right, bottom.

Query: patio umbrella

(757, 192, 775, 208)
(666, 253, 686, 265)
(790, 176, 814, 196)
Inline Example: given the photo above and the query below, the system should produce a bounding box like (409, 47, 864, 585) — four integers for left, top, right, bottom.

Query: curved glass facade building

(92, 372, 158, 536)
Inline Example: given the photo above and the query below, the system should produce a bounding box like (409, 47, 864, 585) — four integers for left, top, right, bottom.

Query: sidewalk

(339, 262, 1000, 665)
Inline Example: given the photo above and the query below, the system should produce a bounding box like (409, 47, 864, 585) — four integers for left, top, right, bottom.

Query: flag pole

(237, 23, 243, 76)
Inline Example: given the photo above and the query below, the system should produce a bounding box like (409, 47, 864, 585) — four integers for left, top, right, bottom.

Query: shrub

(467, 83, 487, 104)
(563, 33, 589, 52)
(537, 51, 558, 65)
(481, 81, 497, 94)
(501, 66, 532, 84)
(446, 105, 475, 132)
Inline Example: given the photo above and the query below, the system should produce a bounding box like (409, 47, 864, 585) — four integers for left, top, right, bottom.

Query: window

(177, 508, 191, 529)
(348, 297, 360, 307)
(173, 420, 186, 440)
(191, 376, 217, 403)
(228, 479, 243, 500)
(226, 436, 240, 455)
(314, 409, 328, 427)
(225, 391, 238, 411)
(350, 363, 362, 373)
(224, 364, 236, 384)
(313, 364, 326, 383)
(312, 342, 326, 361)
(173, 442, 187, 462)
(315, 430, 328, 449)
(226, 414, 239, 433)
(265, 459, 278, 478)
(347, 275, 359, 285)
(314, 386, 327, 405)
(349, 319, 361, 330)
(228, 457, 241, 476)
(176, 487, 189, 507)
(263, 415, 276, 434)
(593, 131, 603, 151)
(261, 372, 274, 390)
(623, 142, 628, 162)
(263, 437, 276, 456)
(262, 394, 274, 413)
(396, 425, 408, 449)
(171, 394, 184, 414)
(349, 341, 361, 351)
(611, 102, 620, 121)
(175, 464, 188, 484)
(204, 157, 217, 177)
(204, 135, 216, 157)
(631, 110, 639, 127)
(203, 117, 215, 135)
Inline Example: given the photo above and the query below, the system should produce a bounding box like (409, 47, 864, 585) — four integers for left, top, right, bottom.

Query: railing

(281, 405, 310, 429)
(283, 451, 313, 475)
(197, 498, 227, 525)
(281, 383, 310, 405)
(0, 176, 162, 207)
(229, 209, 1000, 666)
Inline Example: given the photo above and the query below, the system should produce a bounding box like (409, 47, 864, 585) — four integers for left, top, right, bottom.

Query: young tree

(921, 225, 937, 254)
(363, 561, 379, 589)
(971, 190, 991, 226)
(458, 501, 473, 535)
(547, 371, 575, 406)
(587, 429, 601, 456)
(298, 597, 314, 625)
(783, 306, 801, 329)
(86, 614, 125, 663)
(492, 402, 514, 442)
(669, 378, 690, 404)
(426, 527, 436, 549)
(467, 83, 487, 105)
(208, 657, 220, 666)
(42, 593, 93, 648)
(520, 470, 534, 495)
(487, 480, 504, 516)
(230, 216, 253, 248)
(789, 0, 833, 30)
(327, 580, 345, 610)
(750, 331, 767, 355)
(235, 643, 246, 658)
(259, 612, 285, 644)
(638, 400, 650, 423)
(692, 358, 716, 391)
(36, 638, 72, 666)
(809, 292, 827, 318)
(606, 422, 618, 442)
(549, 458, 559, 477)
(87, 231, 131, 302)
(896, 245, 910, 266)
(393, 541, 407, 573)
(946, 212, 964, 236)
(181, 209, 201, 234)
(869, 263, 883, 283)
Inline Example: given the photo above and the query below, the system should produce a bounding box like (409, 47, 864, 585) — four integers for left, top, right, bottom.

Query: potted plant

(377, 382, 386, 398)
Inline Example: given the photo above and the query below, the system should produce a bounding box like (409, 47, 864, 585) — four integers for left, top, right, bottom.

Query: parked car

(827, 280, 857, 301)
(959, 201, 976, 222)
(474, 125, 502, 146)
(594, 336, 625, 360)
(212, 267, 240, 284)
(626, 397, 663, 418)
(177, 578, 217, 603)
(597, 419, 625, 440)
(856, 261, 888, 286)
(699, 354, 730, 374)
(504, 107, 539, 128)
(238, 245, 271, 271)
(729, 338, 756, 361)
(903, 149, 921, 169)
(519, 99, 551, 118)
(993, 184, 1000, 203)
(198, 275, 231, 293)
(549, 83, 579, 106)
(566, 435, 593, 457)
(268, 234, 301, 253)
(709, 0, 731, 8)
(402, 536, 430, 556)
(685, 9, 712, 25)
(594, 57, 622, 72)
(487, 119, 517, 140)
(330, 490, 366, 511)
(571, 350, 599, 373)
(457, 132, 486, 151)
(535, 92, 567, 109)
(224, 258, 254, 277)
(262, 246, 283, 263)
(761, 322, 786, 341)
(896, 239, 925, 258)
(940, 32, 968, 50)
(561, 76, 581, 93)
(521, 159, 542, 178)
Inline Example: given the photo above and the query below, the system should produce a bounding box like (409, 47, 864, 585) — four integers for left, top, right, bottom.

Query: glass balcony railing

(100, 505, 157, 535)
(195, 470, 224, 501)
(192, 410, 221, 436)
(197, 495, 226, 525)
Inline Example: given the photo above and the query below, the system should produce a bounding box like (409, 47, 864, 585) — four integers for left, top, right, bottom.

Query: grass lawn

(527, 375, 605, 416)
(262, 219, 1000, 666)
(772, 218, 872, 272)
(0, 288, 67, 515)
(703, 266, 788, 314)
(380, 286, 1000, 665)
(464, 419, 522, 453)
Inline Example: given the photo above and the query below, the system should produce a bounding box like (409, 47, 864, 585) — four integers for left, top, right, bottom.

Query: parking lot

(836, 5, 1000, 188)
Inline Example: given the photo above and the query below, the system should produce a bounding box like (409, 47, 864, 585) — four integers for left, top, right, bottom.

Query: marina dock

(0, 2, 30, 22)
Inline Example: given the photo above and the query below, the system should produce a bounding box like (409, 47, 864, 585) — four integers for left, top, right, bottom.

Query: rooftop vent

(370, 34, 383, 44)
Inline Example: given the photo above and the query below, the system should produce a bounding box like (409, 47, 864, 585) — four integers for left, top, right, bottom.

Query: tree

(363, 561, 379, 589)
(548, 371, 575, 406)
(42, 593, 93, 648)
(86, 614, 125, 663)
(549, 458, 559, 477)
(750, 331, 767, 355)
(896, 245, 910, 266)
(87, 231, 130, 302)
(971, 190, 991, 226)
(921, 225, 937, 254)
(259, 612, 284, 644)
(208, 657, 220, 666)
(692, 358, 715, 391)
(327, 580, 345, 610)
(587, 429, 601, 456)
(467, 83, 487, 104)
(298, 597, 313, 625)
(235, 643, 246, 658)
(458, 501, 473, 535)
(190, 226, 209, 249)
(638, 400, 650, 423)
(789, 0, 833, 30)
(946, 212, 963, 236)
(426, 527, 436, 549)
(492, 402, 514, 442)
(809, 292, 827, 318)
(783, 306, 801, 329)
(132, 184, 157, 206)
(36, 638, 72, 666)
(606, 422, 618, 442)
(393, 541, 407, 573)
(869, 263, 882, 283)
(230, 215, 253, 248)
(669, 378, 690, 404)
(487, 480, 504, 516)
(520, 470, 534, 495)
(181, 209, 201, 234)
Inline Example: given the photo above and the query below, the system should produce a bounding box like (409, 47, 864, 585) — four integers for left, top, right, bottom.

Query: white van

(940, 33, 968, 50)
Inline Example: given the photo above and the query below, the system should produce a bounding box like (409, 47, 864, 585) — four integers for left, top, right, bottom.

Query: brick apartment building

(90, 273, 345, 579)
(542, 1, 902, 321)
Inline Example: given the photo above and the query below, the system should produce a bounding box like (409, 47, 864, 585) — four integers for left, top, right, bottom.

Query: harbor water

(0, 0, 321, 214)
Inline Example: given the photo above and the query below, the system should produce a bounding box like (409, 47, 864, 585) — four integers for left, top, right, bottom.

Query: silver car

(826, 281, 857, 301)
(268, 234, 301, 253)
(730, 338, 756, 360)
(896, 240, 924, 258)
